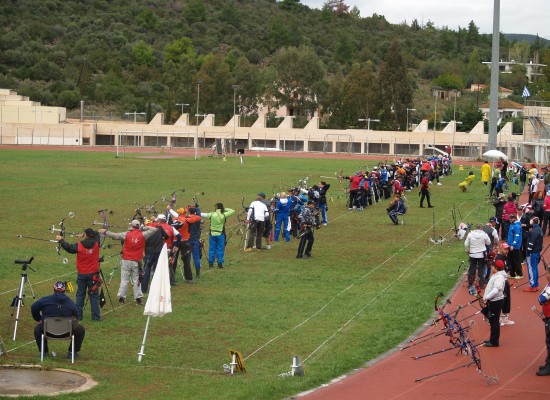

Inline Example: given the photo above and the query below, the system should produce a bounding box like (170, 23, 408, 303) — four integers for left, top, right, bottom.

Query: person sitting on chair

(31, 281, 85, 359)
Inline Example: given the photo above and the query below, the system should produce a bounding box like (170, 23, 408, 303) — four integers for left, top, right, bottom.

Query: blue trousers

(526, 252, 540, 288)
(189, 240, 201, 273)
(76, 273, 101, 321)
(208, 234, 225, 265)
(319, 203, 327, 224)
(274, 213, 290, 241)
(141, 251, 161, 293)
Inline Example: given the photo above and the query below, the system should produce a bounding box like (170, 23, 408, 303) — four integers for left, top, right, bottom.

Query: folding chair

(395, 212, 405, 225)
(41, 317, 75, 363)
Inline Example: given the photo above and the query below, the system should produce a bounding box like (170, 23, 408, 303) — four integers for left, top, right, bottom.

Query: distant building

(481, 60, 546, 83)
(479, 98, 524, 120)
(467, 84, 513, 98)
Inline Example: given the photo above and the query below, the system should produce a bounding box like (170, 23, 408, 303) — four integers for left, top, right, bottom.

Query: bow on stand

(413, 292, 498, 384)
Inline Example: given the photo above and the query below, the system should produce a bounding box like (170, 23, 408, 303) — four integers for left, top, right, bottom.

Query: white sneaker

(323, 223, 327, 226)
(437, 182, 442, 186)
(266, 245, 272, 250)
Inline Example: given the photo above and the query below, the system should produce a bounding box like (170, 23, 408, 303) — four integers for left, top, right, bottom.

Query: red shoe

(523, 287, 538, 292)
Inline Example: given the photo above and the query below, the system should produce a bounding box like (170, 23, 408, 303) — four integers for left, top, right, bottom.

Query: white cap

(131, 219, 140, 227)
(156, 214, 166, 221)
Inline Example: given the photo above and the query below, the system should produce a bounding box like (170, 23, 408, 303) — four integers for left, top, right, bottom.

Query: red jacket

(76, 242, 100, 274)
(394, 180, 404, 194)
(543, 196, 550, 213)
(158, 222, 175, 248)
(502, 201, 517, 221)
(347, 175, 362, 191)
(421, 177, 429, 190)
(122, 228, 145, 261)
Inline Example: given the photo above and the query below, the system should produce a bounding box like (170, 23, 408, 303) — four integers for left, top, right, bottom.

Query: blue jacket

(275, 198, 291, 216)
(507, 220, 522, 248)
(31, 292, 78, 322)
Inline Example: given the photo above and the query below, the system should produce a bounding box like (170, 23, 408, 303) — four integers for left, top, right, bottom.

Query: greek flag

(522, 85, 531, 98)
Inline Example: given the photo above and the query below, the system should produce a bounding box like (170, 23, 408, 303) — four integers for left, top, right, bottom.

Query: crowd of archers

(25, 156, 550, 374)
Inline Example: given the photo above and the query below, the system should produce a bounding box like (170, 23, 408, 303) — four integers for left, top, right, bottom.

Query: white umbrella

(482, 149, 507, 161)
(138, 244, 172, 362)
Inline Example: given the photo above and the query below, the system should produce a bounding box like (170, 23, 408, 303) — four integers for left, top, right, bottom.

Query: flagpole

(138, 315, 151, 362)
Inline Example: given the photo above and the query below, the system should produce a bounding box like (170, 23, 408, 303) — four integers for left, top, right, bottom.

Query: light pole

(432, 87, 441, 151)
(442, 120, 462, 151)
(124, 111, 146, 124)
(195, 81, 202, 161)
(452, 89, 458, 124)
(232, 84, 239, 154)
(358, 118, 380, 130)
(406, 108, 416, 132)
(176, 103, 189, 115)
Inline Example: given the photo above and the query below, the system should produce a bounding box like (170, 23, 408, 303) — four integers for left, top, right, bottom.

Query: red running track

(299, 235, 550, 398)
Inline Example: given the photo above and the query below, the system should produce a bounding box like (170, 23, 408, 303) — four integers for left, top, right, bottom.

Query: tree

(500, 64, 527, 93)
(57, 89, 80, 109)
(466, 21, 479, 45)
(509, 41, 530, 63)
(131, 40, 155, 66)
(377, 40, 413, 130)
(322, 71, 347, 128)
(323, 0, 350, 16)
(334, 30, 354, 64)
(270, 46, 326, 118)
(196, 54, 233, 123)
(164, 37, 196, 64)
(434, 73, 464, 90)
(233, 56, 263, 118)
(464, 47, 489, 86)
(346, 62, 377, 126)
(183, 0, 207, 24)
(136, 9, 159, 31)
(460, 103, 484, 132)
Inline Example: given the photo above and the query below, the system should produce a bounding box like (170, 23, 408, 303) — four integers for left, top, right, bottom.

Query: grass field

(0, 149, 496, 399)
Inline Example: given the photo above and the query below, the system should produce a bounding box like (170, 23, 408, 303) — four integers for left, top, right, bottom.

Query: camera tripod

(10, 256, 35, 341)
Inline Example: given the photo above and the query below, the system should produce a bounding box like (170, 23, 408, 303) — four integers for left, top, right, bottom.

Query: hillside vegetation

(0, 0, 549, 130)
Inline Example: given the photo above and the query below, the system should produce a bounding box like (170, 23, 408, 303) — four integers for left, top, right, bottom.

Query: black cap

(84, 228, 96, 237)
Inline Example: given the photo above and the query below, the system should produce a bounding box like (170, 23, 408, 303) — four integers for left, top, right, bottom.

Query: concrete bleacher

(0, 88, 66, 124)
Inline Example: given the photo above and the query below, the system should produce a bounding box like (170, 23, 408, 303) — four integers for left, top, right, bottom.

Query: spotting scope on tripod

(10, 256, 35, 341)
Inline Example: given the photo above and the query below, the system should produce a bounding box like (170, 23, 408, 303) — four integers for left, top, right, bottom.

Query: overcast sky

(300, 0, 550, 40)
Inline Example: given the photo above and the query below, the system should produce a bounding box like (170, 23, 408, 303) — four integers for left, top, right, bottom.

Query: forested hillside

(0, 0, 549, 130)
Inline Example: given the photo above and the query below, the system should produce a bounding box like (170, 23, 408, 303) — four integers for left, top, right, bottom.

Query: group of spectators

(462, 159, 550, 376)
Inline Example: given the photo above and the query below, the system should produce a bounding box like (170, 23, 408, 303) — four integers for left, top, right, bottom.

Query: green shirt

(201, 208, 235, 236)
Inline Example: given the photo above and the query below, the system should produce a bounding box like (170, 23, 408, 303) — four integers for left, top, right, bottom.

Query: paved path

(299, 205, 550, 399)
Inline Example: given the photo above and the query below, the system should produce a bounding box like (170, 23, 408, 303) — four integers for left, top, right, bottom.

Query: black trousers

(488, 299, 504, 345)
(507, 249, 523, 277)
(544, 318, 550, 366)
(170, 241, 194, 282)
(420, 189, 432, 207)
(34, 320, 85, 353)
(247, 220, 264, 249)
(467, 256, 487, 287)
(297, 229, 314, 257)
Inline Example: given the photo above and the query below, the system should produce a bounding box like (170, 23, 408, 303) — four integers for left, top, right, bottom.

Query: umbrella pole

(138, 315, 151, 362)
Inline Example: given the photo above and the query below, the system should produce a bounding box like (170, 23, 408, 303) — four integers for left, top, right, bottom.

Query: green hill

(0, 0, 548, 130)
